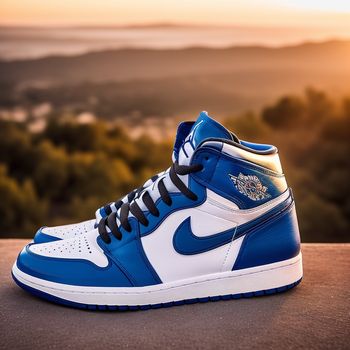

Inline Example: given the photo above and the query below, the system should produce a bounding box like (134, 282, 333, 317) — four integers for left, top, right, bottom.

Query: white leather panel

(30, 230, 109, 267)
(221, 235, 245, 272)
(141, 189, 290, 282)
(42, 219, 96, 239)
(141, 207, 240, 283)
(201, 189, 290, 225)
(222, 142, 284, 174)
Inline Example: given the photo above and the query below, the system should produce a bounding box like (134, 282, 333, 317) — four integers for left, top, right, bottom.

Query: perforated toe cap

(34, 219, 96, 243)
(16, 232, 133, 287)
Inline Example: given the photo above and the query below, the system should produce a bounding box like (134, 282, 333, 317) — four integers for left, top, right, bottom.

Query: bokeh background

(0, 1, 349, 242)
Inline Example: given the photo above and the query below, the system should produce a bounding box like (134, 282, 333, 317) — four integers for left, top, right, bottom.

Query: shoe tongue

(178, 111, 237, 165)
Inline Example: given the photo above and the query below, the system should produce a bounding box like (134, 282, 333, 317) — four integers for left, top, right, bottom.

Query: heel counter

(233, 200, 301, 270)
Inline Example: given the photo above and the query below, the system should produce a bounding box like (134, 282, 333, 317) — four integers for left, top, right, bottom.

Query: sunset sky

(1, 0, 350, 29)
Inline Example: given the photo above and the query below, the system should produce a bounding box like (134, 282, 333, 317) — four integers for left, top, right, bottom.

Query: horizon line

(1, 38, 349, 63)
(0, 21, 349, 30)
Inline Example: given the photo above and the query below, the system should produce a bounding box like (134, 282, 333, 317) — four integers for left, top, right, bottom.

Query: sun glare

(286, 0, 350, 12)
(1, 0, 350, 27)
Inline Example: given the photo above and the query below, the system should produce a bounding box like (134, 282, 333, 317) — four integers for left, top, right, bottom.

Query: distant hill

(1, 40, 350, 85)
(1, 40, 350, 117)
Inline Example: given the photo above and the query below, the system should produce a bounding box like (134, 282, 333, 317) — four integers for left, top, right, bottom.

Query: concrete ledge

(0, 240, 349, 350)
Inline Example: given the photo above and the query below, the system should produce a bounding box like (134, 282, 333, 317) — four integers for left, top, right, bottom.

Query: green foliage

(225, 112, 270, 141)
(0, 121, 33, 180)
(0, 165, 47, 236)
(0, 120, 171, 237)
(262, 96, 306, 129)
(43, 120, 107, 152)
(32, 141, 69, 199)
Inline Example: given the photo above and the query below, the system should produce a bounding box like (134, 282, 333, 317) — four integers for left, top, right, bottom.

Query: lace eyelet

(141, 219, 149, 227)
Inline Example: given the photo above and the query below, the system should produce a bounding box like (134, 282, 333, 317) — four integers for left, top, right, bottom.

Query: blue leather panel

(173, 121, 194, 161)
(33, 228, 61, 243)
(99, 218, 162, 286)
(233, 200, 301, 270)
(21, 217, 161, 287)
(182, 112, 232, 151)
(99, 207, 107, 218)
(191, 146, 288, 209)
(16, 244, 133, 287)
(240, 140, 274, 151)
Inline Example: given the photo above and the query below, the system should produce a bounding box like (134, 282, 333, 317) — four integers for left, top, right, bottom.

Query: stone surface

(0, 240, 349, 350)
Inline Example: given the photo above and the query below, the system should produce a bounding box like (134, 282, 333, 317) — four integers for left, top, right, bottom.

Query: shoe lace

(101, 174, 161, 216)
(98, 161, 203, 243)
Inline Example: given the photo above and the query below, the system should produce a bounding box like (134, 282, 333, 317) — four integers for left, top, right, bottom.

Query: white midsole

(12, 252, 303, 306)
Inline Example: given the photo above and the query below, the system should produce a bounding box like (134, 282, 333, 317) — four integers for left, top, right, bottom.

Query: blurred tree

(224, 112, 270, 142)
(304, 88, 334, 124)
(0, 164, 47, 235)
(262, 96, 306, 129)
(0, 121, 33, 180)
(32, 141, 69, 199)
(67, 153, 132, 200)
(43, 120, 107, 152)
(297, 193, 347, 242)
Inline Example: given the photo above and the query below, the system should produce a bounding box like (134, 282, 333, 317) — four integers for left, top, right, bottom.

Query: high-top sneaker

(13, 112, 302, 309)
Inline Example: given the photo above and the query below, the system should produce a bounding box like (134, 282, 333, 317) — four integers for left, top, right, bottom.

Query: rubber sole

(12, 272, 302, 311)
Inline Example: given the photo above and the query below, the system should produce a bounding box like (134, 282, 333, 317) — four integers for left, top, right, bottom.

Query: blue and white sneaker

(12, 112, 302, 310)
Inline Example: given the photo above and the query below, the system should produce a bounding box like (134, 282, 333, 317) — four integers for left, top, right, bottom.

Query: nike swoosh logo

(173, 217, 237, 255)
(173, 195, 292, 255)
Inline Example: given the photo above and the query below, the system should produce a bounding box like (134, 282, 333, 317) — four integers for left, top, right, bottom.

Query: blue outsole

(12, 272, 302, 311)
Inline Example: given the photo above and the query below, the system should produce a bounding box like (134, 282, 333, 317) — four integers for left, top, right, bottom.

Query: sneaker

(12, 112, 302, 309)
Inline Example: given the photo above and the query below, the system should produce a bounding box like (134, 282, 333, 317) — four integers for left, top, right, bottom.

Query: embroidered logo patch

(229, 173, 271, 201)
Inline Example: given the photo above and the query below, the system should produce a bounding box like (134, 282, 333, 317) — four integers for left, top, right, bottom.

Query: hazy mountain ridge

(1, 40, 350, 121)
(1, 40, 350, 86)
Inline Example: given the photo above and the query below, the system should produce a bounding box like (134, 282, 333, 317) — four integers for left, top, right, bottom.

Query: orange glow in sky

(0, 0, 350, 29)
